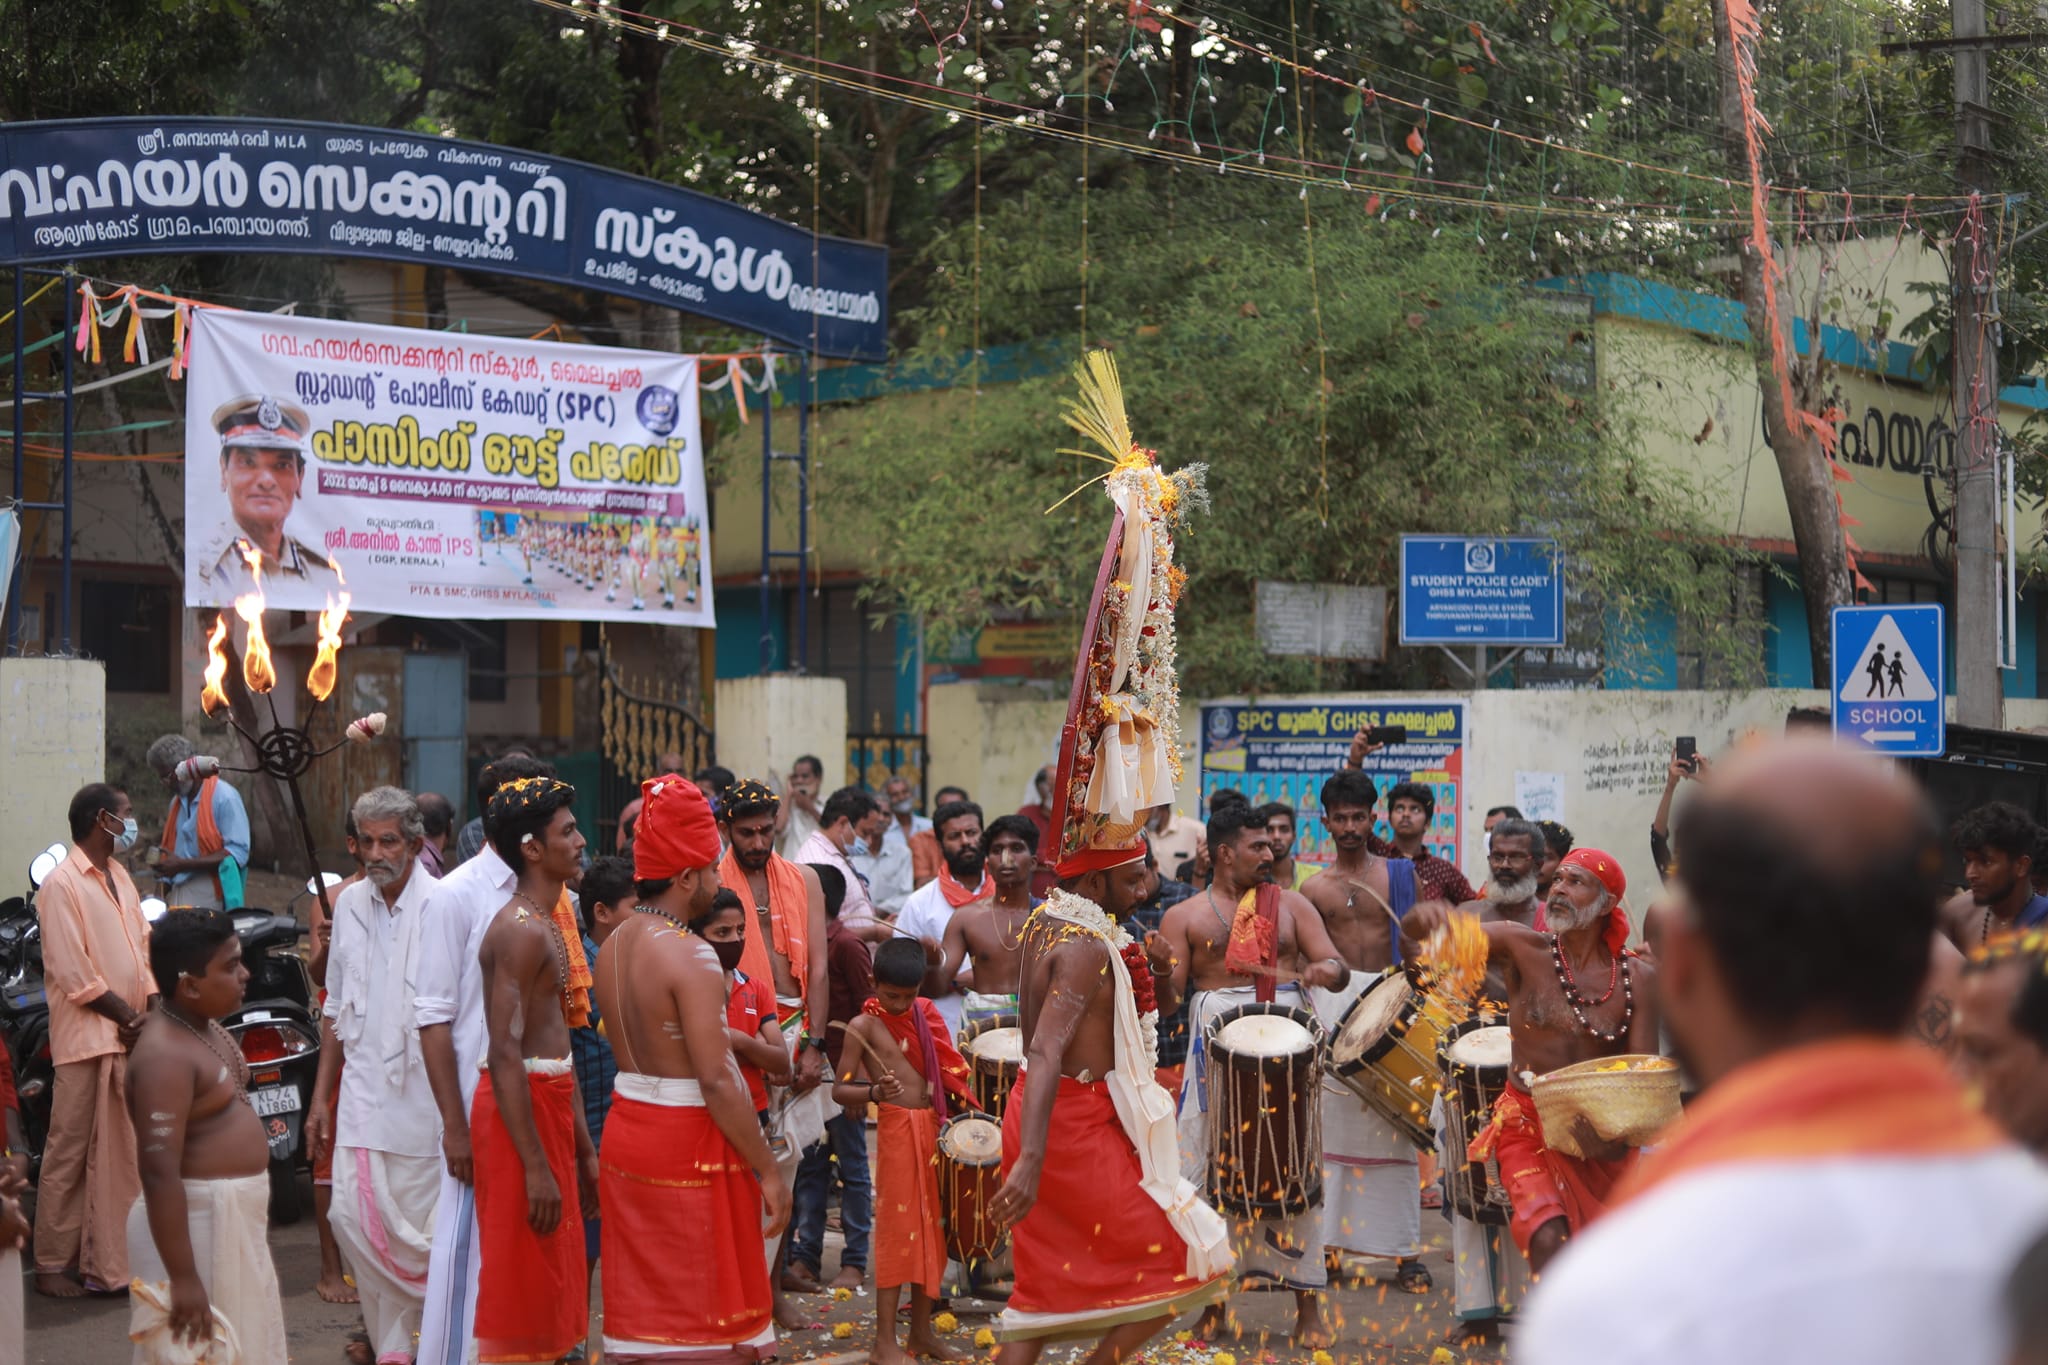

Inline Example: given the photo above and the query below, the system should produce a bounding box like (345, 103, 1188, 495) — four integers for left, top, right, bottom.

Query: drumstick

(1346, 878, 1403, 931)
(827, 1019, 892, 1075)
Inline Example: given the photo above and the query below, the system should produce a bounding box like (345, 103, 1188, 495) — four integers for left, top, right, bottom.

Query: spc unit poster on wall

(183, 308, 710, 625)
(1199, 700, 1465, 872)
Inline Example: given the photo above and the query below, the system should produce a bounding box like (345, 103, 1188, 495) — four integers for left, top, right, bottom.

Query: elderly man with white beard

(309, 787, 444, 1365)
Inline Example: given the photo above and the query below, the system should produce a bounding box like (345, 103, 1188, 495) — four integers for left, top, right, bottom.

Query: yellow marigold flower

(832, 1323, 854, 1340)
(975, 1328, 997, 1349)
(1431, 1349, 1458, 1364)
(1215, 1353, 1237, 1365)
(1314, 1352, 1335, 1365)
(832, 1287, 853, 1302)
(933, 1312, 959, 1334)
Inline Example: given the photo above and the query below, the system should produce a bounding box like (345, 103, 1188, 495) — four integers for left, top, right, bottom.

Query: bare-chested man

(1295, 769, 1436, 1295)
(989, 842, 1230, 1365)
(931, 814, 1041, 1031)
(600, 775, 790, 1363)
(127, 910, 288, 1360)
(1939, 801, 2048, 953)
(1158, 802, 1349, 1344)
(1410, 847, 1661, 1273)
(470, 776, 598, 1365)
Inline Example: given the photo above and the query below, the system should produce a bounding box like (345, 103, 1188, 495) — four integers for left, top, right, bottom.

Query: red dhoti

(471, 1064, 587, 1364)
(998, 1076, 1226, 1342)
(874, 1104, 946, 1297)
(600, 1074, 774, 1362)
(1468, 1083, 1635, 1256)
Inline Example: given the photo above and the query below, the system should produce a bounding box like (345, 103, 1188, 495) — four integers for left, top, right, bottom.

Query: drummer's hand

(1304, 956, 1349, 991)
(990, 1159, 1040, 1230)
(1567, 1115, 1631, 1164)
(871, 1071, 905, 1104)
(920, 935, 944, 966)
(1142, 930, 1174, 976)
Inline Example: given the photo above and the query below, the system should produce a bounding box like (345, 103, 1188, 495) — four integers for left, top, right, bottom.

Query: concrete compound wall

(927, 681, 1068, 815)
(1, 659, 106, 887)
(715, 675, 850, 793)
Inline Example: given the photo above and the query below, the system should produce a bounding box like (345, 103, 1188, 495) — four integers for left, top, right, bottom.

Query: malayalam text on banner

(1198, 700, 1466, 873)
(183, 308, 713, 626)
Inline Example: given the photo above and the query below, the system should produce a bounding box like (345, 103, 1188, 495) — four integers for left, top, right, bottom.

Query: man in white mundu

(309, 787, 444, 1365)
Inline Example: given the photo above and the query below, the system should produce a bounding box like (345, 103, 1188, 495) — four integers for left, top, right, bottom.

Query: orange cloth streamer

(1615, 1036, 2005, 1208)
(1222, 884, 1281, 1001)
(552, 890, 592, 1029)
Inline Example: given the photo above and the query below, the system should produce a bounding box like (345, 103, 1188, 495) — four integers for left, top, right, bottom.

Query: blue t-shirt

(2018, 894, 2048, 931)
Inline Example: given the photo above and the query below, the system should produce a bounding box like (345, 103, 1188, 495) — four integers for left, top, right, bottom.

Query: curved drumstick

(827, 1018, 891, 1073)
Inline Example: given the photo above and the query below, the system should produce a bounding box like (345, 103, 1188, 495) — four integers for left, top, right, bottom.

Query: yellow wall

(1, 658, 105, 882)
(926, 682, 1068, 815)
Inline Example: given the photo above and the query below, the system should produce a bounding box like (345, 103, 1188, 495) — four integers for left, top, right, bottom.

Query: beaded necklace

(511, 891, 573, 1020)
(1548, 932, 1634, 1044)
(161, 1002, 249, 1102)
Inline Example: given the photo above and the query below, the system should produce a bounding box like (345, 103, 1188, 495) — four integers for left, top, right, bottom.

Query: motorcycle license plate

(250, 1087, 301, 1118)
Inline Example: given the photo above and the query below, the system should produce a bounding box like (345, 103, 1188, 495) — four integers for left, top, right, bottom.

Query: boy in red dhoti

(834, 939, 977, 1365)
(471, 777, 600, 1364)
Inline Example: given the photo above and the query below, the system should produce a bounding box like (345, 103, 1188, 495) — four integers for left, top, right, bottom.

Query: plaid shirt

(569, 933, 618, 1149)
(1130, 876, 1197, 1067)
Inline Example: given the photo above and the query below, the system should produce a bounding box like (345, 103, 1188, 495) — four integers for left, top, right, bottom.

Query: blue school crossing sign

(1831, 603, 1945, 757)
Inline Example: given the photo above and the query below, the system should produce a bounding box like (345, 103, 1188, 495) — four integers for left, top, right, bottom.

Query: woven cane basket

(1531, 1055, 1682, 1158)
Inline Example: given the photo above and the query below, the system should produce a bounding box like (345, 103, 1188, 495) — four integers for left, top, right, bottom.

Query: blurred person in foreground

(1956, 929, 2048, 1157)
(1518, 740, 2048, 1365)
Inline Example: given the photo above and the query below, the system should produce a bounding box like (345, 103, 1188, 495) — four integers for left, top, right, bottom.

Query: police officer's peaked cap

(212, 394, 311, 454)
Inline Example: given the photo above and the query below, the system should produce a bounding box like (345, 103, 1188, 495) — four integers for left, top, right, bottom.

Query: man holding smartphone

(1343, 728, 1476, 906)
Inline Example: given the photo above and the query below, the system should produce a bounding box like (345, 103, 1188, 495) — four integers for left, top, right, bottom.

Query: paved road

(26, 1176, 1497, 1364)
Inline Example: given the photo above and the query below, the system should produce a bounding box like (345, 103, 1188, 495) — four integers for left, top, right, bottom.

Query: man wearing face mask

(146, 733, 250, 911)
(851, 776, 923, 918)
(309, 787, 444, 1365)
(33, 782, 154, 1298)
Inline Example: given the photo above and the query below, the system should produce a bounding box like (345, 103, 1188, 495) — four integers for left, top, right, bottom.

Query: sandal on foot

(1395, 1260, 1434, 1294)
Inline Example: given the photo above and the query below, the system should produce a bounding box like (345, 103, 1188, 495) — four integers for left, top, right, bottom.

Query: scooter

(0, 843, 65, 1178)
(221, 901, 321, 1226)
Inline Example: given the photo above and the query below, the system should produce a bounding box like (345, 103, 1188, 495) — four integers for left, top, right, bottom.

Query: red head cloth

(1053, 839, 1148, 881)
(1558, 847, 1626, 902)
(634, 776, 721, 881)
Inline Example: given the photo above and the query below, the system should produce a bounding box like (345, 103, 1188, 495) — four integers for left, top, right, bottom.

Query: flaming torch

(200, 615, 232, 718)
(188, 543, 384, 929)
(306, 565, 350, 704)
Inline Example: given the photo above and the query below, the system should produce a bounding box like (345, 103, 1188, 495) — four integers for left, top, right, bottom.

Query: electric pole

(1951, 0, 2004, 730)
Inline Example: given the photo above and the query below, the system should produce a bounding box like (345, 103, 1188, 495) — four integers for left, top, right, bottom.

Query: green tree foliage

(808, 177, 1742, 693)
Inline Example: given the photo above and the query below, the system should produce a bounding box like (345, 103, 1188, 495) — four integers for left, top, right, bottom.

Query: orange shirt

(37, 845, 152, 1064)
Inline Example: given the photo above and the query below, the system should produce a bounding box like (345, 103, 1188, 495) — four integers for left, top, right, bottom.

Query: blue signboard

(1832, 603, 1945, 756)
(1398, 536, 1564, 646)
(0, 117, 888, 360)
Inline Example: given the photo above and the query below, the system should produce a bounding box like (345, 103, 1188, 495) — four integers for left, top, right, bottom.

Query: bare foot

(34, 1271, 86, 1299)
(774, 1299, 812, 1332)
(870, 1339, 915, 1365)
(906, 1330, 969, 1361)
(1291, 1311, 1335, 1350)
(317, 1273, 359, 1305)
(829, 1264, 865, 1291)
(343, 1330, 375, 1365)
(1191, 1306, 1230, 1342)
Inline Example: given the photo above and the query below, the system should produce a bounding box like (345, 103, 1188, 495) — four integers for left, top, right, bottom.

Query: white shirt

(1518, 1146, 2048, 1365)
(411, 844, 517, 1107)
(851, 817, 922, 915)
(893, 878, 967, 1034)
(1145, 811, 1205, 879)
(778, 805, 822, 863)
(798, 829, 874, 931)
(324, 868, 442, 1158)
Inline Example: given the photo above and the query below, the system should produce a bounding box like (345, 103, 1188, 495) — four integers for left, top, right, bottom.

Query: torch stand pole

(280, 767, 335, 927)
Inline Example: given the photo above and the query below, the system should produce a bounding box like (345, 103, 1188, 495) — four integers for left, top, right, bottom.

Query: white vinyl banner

(183, 308, 710, 625)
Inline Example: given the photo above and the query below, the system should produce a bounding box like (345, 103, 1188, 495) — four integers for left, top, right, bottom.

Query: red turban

(1558, 847, 1626, 901)
(1053, 839, 1147, 881)
(634, 776, 721, 880)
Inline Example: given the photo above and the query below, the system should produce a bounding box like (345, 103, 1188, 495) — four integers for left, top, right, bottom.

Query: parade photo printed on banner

(182, 307, 711, 625)
(1199, 699, 1465, 870)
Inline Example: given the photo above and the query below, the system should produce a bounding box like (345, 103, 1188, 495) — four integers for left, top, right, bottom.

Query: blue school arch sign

(1831, 603, 1945, 757)
(0, 117, 889, 360)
